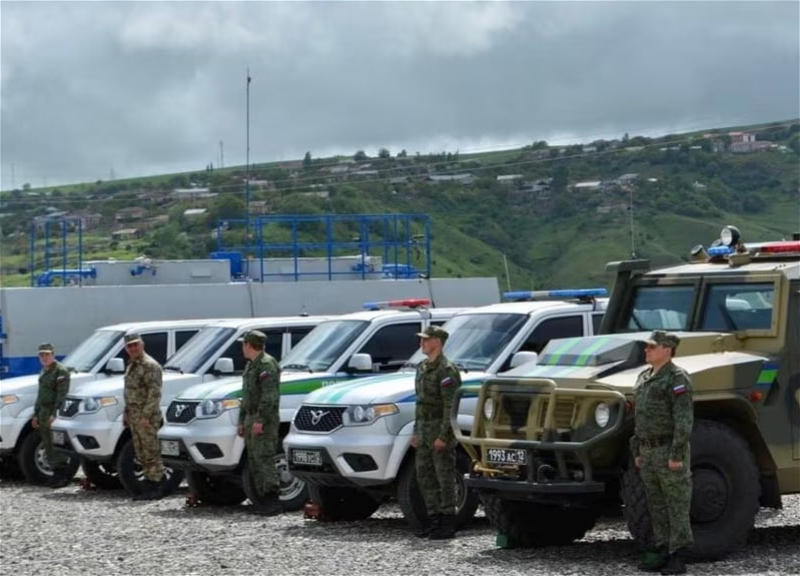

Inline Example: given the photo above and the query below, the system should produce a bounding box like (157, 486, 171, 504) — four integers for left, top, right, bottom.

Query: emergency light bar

(502, 288, 608, 302)
(758, 241, 800, 254)
(362, 298, 432, 310)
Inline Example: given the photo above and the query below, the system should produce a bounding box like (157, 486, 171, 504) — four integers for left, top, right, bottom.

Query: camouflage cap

(416, 325, 449, 343)
(238, 330, 267, 347)
(645, 330, 680, 349)
(37, 342, 55, 354)
(124, 333, 143, 345)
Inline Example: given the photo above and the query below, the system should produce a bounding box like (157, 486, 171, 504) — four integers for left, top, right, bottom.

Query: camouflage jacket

(238, 352, 281, 427)
(630, 361, 694, 461)
(123, 353, 163, 418)
(414, 354, 462, 442)
(34, 361, 71, 417)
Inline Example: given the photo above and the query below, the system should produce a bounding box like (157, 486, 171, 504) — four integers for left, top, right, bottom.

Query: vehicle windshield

(404, 313, 529, 372)
(280, 320, 369, 372)
(622, 284, 695, 331)
(163, 327, 236, 374)
(62, 330, 125, 372)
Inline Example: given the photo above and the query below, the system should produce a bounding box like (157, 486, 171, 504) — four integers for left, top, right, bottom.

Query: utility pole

(219, 140, 224, 169)
(246, 68, 251, 246)
(11, 162, 15, 190)
(629, 186, 636, 258)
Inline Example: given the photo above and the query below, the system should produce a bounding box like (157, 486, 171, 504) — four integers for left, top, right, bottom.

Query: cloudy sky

(1, 0, 798, 188)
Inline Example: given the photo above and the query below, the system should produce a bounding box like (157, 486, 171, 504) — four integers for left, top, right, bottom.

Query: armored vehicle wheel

(308, 485, 382, 521)
(397, 451, 481, 530)
(187, 471, 246, 506)
(242, 453, 308, 511)
(622, 419, 761, 561)
(0, 456, 24, 481)
(480, 493, 598, 547)
(117, 439, 185, 496)
(81, 458, 121, 489)
(18, 430, 80, 486)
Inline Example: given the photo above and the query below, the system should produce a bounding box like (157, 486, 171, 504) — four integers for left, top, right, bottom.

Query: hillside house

(496, 174, 523, 184)
(115, 207, 147, 222)
(111, 228, 142, 240)
(427, 173, 474, 185)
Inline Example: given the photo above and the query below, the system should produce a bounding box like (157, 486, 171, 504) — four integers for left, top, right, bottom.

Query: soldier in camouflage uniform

(410, 325, 462, 540)
(631, 330, 694, 575)
(237, 330, 282, 516)
(32, 342, 72, 488)
(122, 333, 166, 501)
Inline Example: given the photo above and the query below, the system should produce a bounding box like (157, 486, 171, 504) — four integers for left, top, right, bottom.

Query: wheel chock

(303, 500, 322, 520)
(495, 532, 515, 548)
(184, 493, 200, 508)
(80, 477, 94, 491)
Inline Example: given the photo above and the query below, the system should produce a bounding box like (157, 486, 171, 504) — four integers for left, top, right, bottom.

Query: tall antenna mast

(246, 68, 251, 245)
(629, 187, 636, 258)
(219, 140, 224, 169)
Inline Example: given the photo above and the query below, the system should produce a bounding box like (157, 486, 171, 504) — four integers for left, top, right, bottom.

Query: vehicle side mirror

(105, 357, 125, 374)
(347, 353, 373, 372)
(213, 357, 234, 374)
(510, 351, 539, 369)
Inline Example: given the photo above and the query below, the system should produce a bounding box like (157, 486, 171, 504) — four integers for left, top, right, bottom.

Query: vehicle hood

(0, 372, 95, 396)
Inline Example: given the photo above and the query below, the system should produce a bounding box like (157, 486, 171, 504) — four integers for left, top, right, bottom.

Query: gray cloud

(1, 0, 798, 188)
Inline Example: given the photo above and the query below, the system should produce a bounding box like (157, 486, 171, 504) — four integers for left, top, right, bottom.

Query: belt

(639, 436, 672, 449)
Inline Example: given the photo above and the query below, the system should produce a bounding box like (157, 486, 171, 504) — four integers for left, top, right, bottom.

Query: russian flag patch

(441, 376, 454, 387)
(259, 371, 270, 381)
(56, 375, 65, 383)
(673, 383, 687, 396)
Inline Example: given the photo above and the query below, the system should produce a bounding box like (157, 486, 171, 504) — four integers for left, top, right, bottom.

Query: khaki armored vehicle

(453, 226, 799, 560)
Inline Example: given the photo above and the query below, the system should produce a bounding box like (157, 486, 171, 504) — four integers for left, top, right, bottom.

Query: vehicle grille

(537, 400, 576, 429)
(294, 406, 347, 433)
(166, 401, 199, 424)
(59, 398, 80, 418)
(501, 395, 532, 431)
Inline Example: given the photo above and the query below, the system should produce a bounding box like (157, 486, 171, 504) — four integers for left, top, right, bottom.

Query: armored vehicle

(454, 226, 799, 560)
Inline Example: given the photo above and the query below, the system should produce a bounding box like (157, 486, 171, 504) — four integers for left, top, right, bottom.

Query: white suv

(284, 290, 608, 528)
(158, 300, 466, 511)
(0, 319, 214, 485)
(50, 315, 329, 496)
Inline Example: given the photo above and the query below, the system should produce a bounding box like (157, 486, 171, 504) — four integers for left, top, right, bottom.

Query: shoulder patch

(259, 370, 270, 381)
(441, 376, 454, 387)
(672, 383, 688, 396)
(56, 375, 66, 383)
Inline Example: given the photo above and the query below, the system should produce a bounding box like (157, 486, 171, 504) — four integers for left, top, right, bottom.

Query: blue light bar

(503, 288, 608, 301)
(707, 245, 732, 257)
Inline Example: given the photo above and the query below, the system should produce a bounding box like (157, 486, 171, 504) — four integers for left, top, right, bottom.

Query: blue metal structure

(28, 217, 94, 287)
(212, 213, 432, 282)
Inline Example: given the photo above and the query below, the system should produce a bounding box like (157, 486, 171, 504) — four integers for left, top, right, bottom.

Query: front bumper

(0, 413, 25, 454)
(284, 419, 402, 488)
(52, 416, 123, 461)
(158, 418, 243, 473)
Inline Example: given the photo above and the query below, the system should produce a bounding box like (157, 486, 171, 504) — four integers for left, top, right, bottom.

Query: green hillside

(1, 119, 798, 290)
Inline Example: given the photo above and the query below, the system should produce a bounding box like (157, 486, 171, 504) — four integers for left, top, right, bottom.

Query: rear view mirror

(347, 353, 373, 372)
(105, 358, 125, 374)
(510, 351, 539, 369)
(213, 357, 234, 374)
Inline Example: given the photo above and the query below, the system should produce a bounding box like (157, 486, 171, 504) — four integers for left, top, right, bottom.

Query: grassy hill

(1, 119, 798, 290)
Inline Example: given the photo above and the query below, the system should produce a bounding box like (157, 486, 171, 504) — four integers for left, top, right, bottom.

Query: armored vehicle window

(141, 332, 169, 365)
(174, 330, 199, 352)
(699, 283, 775, 331)
(592, 313, 604, 334)
(357, 322, 420, 372)
(519, 315, 584, 354)
(624, 285, 694, 331)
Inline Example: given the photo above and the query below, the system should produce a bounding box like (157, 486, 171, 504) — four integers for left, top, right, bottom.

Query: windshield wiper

(283, 363, 313, 373)
(164, 366, 184, 374)
(454, 362, 470, 373)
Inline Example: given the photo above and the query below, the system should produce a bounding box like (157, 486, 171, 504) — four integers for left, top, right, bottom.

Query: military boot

(133, 479, 163, 501)
(414, 514, 440, 538)
(428, 513, 456, 540)
(247, 494, 283, 516)
(638, 548, 670, 572)
(660, 549, 687, 575)
(48, 468, 72, 489)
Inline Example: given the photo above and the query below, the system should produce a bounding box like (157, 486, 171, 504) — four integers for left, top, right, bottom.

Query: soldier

(410, 325, 462, 540)
(32, 343, 72, 488)
(631, 330, 694, 575)
(237, 330, 282, 516)
(122, 333, 167, 501)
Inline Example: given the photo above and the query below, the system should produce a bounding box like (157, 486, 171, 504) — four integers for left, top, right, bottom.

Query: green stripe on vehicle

(327, 372, 410, 403)
(574, 337, 610, 366)
(542, 338, 582, 365)
(757, 369, 777, 385)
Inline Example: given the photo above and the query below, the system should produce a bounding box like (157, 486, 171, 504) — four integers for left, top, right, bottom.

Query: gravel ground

(1, 478, 798, 576)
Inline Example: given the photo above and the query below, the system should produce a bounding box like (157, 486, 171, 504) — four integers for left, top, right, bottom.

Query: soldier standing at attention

(410, 325, 462, 540)
(631, 330, 694, 575)
(237, 330, 282, 516)
(32, 343, 72, 488)
(123, 333, 167, 501)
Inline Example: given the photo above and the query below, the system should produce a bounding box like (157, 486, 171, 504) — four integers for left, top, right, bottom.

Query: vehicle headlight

(483, 397, 495, 421)
(80, 396, 118, 414)
(342, 403, 399, 426)
(1, 394, 20, 406)
(594, 403, 611, 428)
(196, 398, 240, 419)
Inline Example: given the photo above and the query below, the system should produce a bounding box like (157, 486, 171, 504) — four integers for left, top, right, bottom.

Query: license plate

(292, 449, 322, 466)
(487, 448, 527, 465)
(51, 431, 66, 446)
(160, 440, 180, 457)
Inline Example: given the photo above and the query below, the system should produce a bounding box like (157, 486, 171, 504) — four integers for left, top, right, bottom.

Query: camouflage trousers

(639, 445, 694, 553)
(244, 417, 279, 502)
(130, 412, 165, 482)
(37, 409, 66, 470)
(415, 424, 457, 516)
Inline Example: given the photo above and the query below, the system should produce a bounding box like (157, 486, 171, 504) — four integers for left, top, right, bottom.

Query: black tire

(308, 485, 382, 521)
(116, 439, 185, 497)
(187, 472, 246, 506)
(81, 458, 122, 490)
(0, 456, 24, 481)
(18, 430, 80, 486)
(621, 419, 761, 561)
(242, 453, 308, 511)
(620, 464, 654, 551)
(481, 492, 598, 547)
(396, 450, 482, 530)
